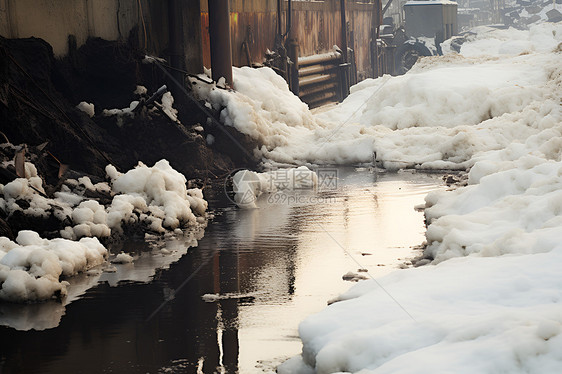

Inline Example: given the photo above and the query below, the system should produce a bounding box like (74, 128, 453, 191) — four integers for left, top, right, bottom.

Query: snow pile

(276, 22, 562, 374)
(190, 66, 319, 148)
(111, 252, 133, 264)
(443, 23, 562, 56)
(61, 160, 207, 239)
(194, 23, 560, 169)
(102, 159, 207, 233)
(424, 158, 562, 262)
(76, 102, 95, 117)
(0, 159, 207, 241)
(0, 231, 107, 302)
(279, 245, 562, 374)
(102, 100, 139, 125)
(232, 166, 317, 209)
(0, 176, 51, 219)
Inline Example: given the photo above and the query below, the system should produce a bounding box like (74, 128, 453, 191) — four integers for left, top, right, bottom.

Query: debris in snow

(143, 55, 166, 64)
(201, 292, 258, 303)
(76, 102, 95, 118)
(102, 101, 139, 126)
(342, 271, 369, 282)
(158, 92, 180, 123)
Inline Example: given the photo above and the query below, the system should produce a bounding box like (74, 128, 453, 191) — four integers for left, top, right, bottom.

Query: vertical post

(277, 0, 283, 37)
(339, 0, 349, 99)
(184, 0, 203, 75)
(372, 0, 381, 77)
(287, 1, 299, 96)
(339, 0, 348, 63)
(208, 0, 233, 85)
(168, 0, 184, 84)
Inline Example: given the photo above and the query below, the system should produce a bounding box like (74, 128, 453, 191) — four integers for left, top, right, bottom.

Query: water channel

(0, 167, 445, 374)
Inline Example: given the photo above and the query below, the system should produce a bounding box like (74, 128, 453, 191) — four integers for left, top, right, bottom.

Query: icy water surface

(0, 168, 445, 373)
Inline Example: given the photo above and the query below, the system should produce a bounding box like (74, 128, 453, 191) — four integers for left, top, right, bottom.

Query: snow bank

(443, 23, 561, 56)
(193, 23, 561, 170)
(424, 158, 562, 262)
(275, 23, 562, 374)
(0, 159, 207, 241)
(0, 231, 107, 302)
(190, 66, 320, 150)
(279, 246, 562, 374)
(232, 166, 318, 208)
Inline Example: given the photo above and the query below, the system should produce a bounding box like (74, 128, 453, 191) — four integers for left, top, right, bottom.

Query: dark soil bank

(0, 35, 257, 183)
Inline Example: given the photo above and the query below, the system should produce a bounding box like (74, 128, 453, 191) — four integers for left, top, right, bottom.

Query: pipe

(382, 0, 394, 15)
(208, 0, 233, 85)
(298, 51, 341, 67)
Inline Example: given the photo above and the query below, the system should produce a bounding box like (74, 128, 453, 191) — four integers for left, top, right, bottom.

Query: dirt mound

(0, 35, 257, 181)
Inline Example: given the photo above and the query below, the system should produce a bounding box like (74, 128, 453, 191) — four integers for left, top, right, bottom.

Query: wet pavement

(0, 167, 445, 374)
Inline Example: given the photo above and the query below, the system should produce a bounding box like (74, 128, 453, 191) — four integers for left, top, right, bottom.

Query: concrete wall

(0, 0, 203, 74)
(0, 0, 138, 57)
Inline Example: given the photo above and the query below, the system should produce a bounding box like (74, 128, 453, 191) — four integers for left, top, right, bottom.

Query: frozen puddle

(0, 167, 445, 374)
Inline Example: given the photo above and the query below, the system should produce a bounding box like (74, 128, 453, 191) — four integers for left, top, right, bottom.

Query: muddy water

(0, 168, 445, 374)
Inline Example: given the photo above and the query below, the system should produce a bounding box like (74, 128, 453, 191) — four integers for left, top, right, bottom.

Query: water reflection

(0, 168, 444, 374)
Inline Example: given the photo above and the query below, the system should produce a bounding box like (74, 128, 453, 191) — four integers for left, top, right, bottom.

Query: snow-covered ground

(193, 21, 562, 373)
(195, 23, 560, 171)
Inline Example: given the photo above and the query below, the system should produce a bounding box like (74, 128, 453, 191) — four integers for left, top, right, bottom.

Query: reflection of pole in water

(211, 249, 240, 373)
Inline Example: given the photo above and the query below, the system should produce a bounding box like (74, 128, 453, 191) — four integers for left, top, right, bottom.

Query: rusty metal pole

(286, 0, 299, 96)
(340, 0, 348, 63)
(208, 0, 233, 85)
(339, 0, 349, 99)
